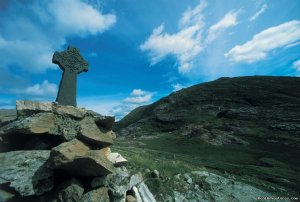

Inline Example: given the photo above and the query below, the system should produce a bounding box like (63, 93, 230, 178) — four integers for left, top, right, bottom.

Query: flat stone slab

(16, 100, 52, 117)
(50, 139, 115, 176)
(0, 150, 53, 196)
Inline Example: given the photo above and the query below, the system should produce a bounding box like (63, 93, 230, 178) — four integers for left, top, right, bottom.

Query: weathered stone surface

(0, 113, 55, 135)
(91, 168, 147, 202)
(57, 178, 84, 202)
(16, 100, 52, 117)
(80, 187, 109, 202)
(91, 167, 130, 197)
(78, 117, 113, 146)
(53, 46, 88, 107)
(0, 151, 53, 196)
(52, 103, 87, 119)
(137, 182, 156, 202)
(50, 139, 114, 176)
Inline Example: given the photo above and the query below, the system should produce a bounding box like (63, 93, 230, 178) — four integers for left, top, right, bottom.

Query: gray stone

(50, 139, 114, 176)
(137, 182, 156, 202)
(57, 178, 84, 202)
(0, 150, 53, 196)
(53, 46, 88, 107)
(80, 187, 109, 202)
(183, 174, 192, 184)
(94, 167, 130, 198)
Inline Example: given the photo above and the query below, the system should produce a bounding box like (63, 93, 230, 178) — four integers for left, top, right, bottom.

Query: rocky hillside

(115, 76, 300, 144)
(114, 76, 300, 196)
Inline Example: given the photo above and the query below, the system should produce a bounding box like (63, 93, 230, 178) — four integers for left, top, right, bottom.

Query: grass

(112, 133, 300, 198)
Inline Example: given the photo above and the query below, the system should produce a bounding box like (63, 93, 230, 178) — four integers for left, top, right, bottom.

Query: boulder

(0, 150, 53, 196)
(80, 187, 109, 202)
(137, 182, 156, 202)
(50, 139, 115, 176)
(56, 178, 84, 202)
(78, 117, 113, 146)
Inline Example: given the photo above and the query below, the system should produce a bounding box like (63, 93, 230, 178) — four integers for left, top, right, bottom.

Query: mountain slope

(115, 76, 300, 141)
(114, 76, 300, 195)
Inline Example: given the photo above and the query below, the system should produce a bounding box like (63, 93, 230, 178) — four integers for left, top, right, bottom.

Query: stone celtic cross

(52, 46, 88, 107)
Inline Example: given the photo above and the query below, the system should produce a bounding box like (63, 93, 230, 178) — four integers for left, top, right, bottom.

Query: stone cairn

(0, 101, 155, 202)
(0, 46, 156, 202)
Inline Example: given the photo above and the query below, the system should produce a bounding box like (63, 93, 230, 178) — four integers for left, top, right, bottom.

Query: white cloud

(172, 83, 186, 92)
(11, 80, 57, 98)
(49, 0, 116, 36)
(250, 4, 267, 22)
(206, 10, 239, 44)
(131, 89, 147, 96)
(140, 1, 206, 73)
(112, 89, 154, 120)
(293, 60, 300, 75)
(225, 20, 300, 63)
(0, 0, 116, 73)
(124, 89, 153, 104)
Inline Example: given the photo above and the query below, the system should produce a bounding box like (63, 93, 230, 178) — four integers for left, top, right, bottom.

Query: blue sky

(0, 0, 300, 119)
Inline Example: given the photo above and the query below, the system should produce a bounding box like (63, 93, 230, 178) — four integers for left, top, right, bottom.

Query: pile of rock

(0, 100, 137, 201)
